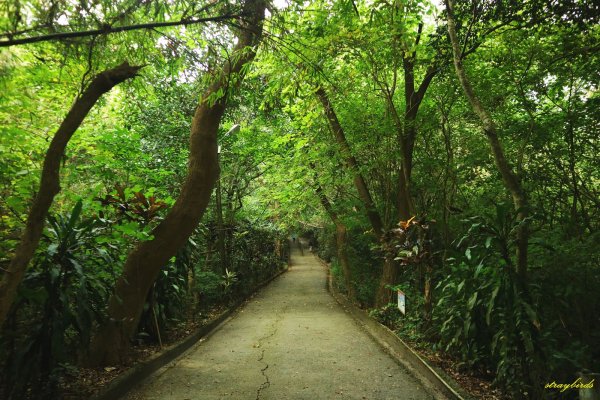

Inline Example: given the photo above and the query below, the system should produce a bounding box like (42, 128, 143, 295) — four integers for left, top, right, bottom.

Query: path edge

(90, 266, 289, 400)
(316, 255, 470, 400)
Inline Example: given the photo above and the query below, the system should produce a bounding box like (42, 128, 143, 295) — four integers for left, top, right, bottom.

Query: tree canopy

(0, 0, 598, 399)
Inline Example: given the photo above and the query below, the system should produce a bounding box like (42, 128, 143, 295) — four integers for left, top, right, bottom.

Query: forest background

(0, 0, 598, 399)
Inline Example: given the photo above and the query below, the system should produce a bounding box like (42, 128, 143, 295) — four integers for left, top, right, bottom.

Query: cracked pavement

(124, 243, 433, 400)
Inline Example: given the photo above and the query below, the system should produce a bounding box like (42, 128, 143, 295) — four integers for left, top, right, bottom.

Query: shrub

(433, 205, 544, 398)
(1, 201, 114, 400)
(195, 270, 224, 306)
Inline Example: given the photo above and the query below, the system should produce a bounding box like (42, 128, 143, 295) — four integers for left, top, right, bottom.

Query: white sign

(397, 290, 406, 315)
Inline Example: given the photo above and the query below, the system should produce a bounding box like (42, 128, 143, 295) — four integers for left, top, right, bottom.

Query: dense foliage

(0, 0, 598, 399)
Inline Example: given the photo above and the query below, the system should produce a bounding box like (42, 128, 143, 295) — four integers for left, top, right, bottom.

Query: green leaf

(521, 302, 541, 331)
(67, 199, 83, 231)
(486, 286, 500, 325)
(467, 292, 478, 311)
(485, 236, 492, 248)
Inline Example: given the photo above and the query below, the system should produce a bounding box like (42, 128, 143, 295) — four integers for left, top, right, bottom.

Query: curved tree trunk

(88, 1, 266, 365)
(315, 88, 397, 307)
(445, 0, 529, 280)
(315, 88, 384, 236)
(0, 62, 141, 328)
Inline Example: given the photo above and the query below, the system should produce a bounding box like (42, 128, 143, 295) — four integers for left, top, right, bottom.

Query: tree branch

(0, 13, 240, 47)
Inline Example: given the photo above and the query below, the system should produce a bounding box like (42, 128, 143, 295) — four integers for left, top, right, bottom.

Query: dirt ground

(123, 243, 434, 400)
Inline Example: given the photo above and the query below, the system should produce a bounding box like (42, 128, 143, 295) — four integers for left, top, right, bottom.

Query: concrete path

(124, 242, 433, 400)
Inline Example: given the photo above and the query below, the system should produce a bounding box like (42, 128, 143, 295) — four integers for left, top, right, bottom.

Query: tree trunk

(420, 226, 433, 325)
(315, 88, 384, 236)
(445, 2, 541, 396)
(445, 0, 529, 280)
(384, 52, 437, 221)
(375, 256, 398, 307)
(382, 56, 437, 309)
(313, 177, 355, 299)
(315, 88, 398, 307)
(0, 62, 141, 328)
(88, 1, 266, 365)
(215, 166, 228, 274)
(334, 224, 355, 299)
